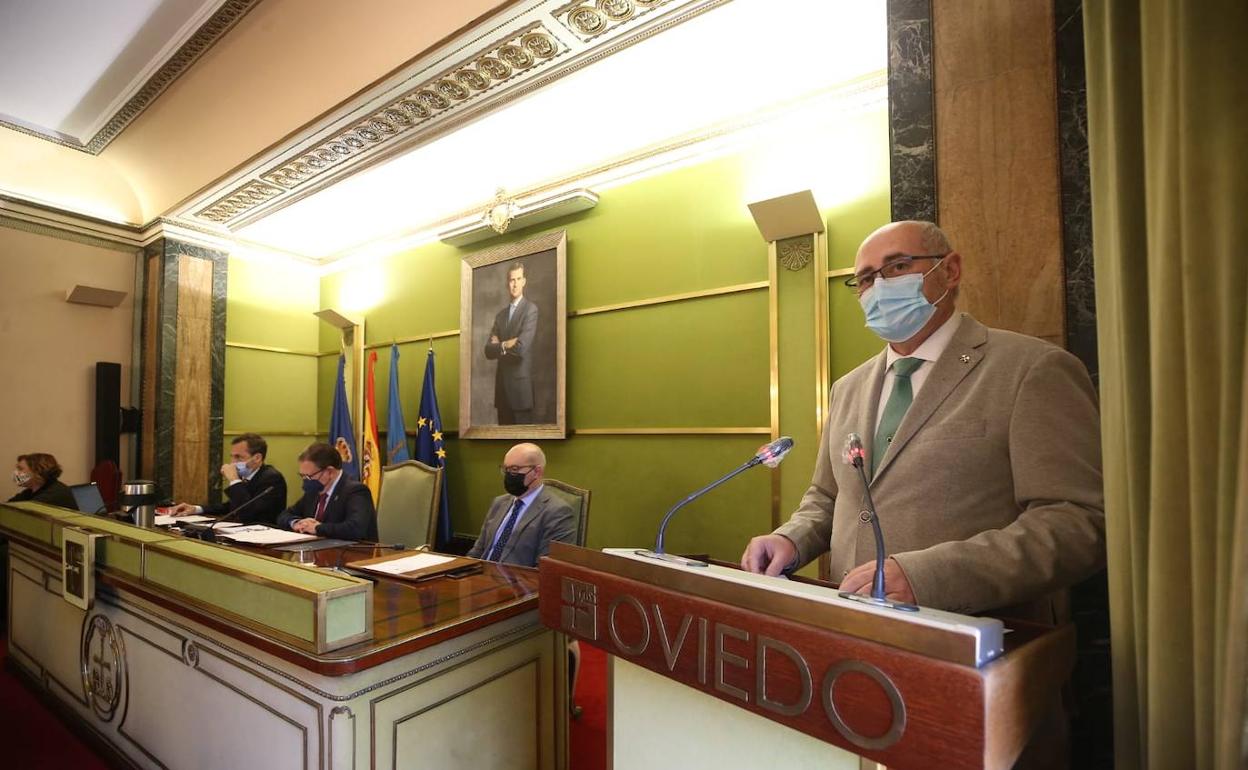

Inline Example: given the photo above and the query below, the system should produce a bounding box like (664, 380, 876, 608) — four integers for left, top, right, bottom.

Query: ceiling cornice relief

(174, 0, 729, 231)
(0, 0, 263, 155)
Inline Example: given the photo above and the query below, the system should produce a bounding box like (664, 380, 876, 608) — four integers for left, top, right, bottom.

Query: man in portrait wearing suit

(277, 442, 378, 541)
(467, 443, 575, 567)
(169, 433, 287, 524)
(741, 220, 1104, 767)
(483, 261, 539, 424)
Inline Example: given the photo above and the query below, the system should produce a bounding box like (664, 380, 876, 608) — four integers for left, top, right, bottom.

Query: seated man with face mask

(277, 442, 378, 541)
(169, 433, 288, 525)
(467, 443, 576, 567)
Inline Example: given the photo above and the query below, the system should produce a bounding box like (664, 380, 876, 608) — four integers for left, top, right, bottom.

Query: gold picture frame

(459, 229, 567, 439)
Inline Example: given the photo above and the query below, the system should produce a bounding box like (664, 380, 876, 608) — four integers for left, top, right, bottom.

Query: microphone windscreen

(756, 436, 795, 467)
(843, 433, 866, 466)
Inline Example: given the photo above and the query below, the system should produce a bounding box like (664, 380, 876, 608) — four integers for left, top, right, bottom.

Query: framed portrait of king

(459, 229, 567, 439)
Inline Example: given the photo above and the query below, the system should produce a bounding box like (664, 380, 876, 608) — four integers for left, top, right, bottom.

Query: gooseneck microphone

(649, 436, 794, 559)
(841, 433, 917, 612)
(185, 486, 274, 542)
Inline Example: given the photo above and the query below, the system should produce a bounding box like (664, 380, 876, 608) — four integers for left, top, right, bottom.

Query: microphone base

(837, 591, 920, 613)
(632, 550, 708, 568)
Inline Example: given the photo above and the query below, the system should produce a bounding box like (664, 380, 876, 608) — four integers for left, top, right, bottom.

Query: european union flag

(414, 348, 450, 549)
(386, 344, 411, 463)
(330, 355, 360, 480)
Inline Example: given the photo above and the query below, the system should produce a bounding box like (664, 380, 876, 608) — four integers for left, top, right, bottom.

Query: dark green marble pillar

(138, 236, 228, 503)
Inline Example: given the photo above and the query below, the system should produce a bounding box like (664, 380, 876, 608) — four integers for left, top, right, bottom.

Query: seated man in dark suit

(467, 443, 575, 567)
(277, 442, 378, 541)
(169, 433, 287, 524)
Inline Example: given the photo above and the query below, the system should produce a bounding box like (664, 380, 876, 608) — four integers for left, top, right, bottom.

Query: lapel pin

(959, 354, 971, 364)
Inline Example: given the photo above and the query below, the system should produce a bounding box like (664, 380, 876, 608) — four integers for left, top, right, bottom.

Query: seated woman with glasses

(9, 453, 77, 509)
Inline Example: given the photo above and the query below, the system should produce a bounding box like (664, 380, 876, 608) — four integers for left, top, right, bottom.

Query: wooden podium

(539, 543, 1074, 770)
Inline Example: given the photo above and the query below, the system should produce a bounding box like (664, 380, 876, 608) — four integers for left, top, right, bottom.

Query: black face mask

(503, 470, 529, 497)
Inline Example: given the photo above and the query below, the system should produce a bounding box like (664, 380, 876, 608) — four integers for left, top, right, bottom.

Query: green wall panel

(567, 291, 769, 428)
(225, 348, 318, 431)
(225, 256, 319, 350)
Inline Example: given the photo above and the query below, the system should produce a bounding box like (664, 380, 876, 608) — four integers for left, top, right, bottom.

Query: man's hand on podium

(740, 534, 797, 576)
(840, 558, 916, 604)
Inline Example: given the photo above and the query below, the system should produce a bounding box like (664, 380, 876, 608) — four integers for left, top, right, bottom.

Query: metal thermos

(119, 480, 158, 528)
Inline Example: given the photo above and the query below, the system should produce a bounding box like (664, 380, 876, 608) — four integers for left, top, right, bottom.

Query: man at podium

(741, 220, 1105, 625)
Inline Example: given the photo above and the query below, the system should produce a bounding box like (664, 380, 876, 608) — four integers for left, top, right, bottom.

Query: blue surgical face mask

(859, 259, 948, 343)
(234, 460, 255, 479)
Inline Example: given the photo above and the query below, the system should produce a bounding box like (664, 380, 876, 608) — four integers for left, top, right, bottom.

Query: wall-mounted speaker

(95, 362, 122, 466)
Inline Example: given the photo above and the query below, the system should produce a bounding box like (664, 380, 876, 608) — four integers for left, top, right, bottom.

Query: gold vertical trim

(767, 241, 781, 531)
(812, 232, 831, 442)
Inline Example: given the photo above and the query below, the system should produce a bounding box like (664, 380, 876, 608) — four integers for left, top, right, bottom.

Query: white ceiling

(235, 0, 888, 261)
(0, 0, 222, 143)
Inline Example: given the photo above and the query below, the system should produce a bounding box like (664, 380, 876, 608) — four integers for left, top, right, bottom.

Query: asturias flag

(386, 344, 411, 463)
(360, 351, 382, 504)
(330, 355, 360, 480)
(414, 348, 450, 549)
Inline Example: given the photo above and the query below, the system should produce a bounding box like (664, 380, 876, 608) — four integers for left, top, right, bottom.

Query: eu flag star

(417, 417, 428, 428)
(435, 448, 446, 460)
(432, 430, 443, 442)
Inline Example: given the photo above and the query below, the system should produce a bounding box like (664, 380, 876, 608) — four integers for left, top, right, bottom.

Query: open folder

(347, 551, 480, 581)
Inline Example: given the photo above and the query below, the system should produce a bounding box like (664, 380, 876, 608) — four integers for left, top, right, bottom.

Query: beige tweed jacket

(774, 314, 1105, 620)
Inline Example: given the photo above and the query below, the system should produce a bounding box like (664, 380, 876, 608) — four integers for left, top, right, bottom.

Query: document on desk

(362, 553, 456, 574)
(220, 526, 319, 545)
(155, 514, 215, 526)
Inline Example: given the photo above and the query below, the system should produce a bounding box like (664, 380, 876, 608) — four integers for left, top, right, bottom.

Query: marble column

(887, 0, 937, 223)
(138, 236, 228, 503)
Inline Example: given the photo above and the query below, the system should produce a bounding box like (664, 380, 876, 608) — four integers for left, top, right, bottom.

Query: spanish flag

(361, 351, 382, 504)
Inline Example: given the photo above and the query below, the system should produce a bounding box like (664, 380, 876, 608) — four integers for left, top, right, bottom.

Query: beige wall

(0, 223, 137, 488)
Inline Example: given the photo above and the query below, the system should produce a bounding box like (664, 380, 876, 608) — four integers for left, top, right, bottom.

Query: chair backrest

(542, 478, 591, 547)
(376, 460, 442, 548)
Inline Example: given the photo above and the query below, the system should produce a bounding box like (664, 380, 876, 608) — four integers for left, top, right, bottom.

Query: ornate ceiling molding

(175, 0, 733, 231)
(0, 0, 263, 155)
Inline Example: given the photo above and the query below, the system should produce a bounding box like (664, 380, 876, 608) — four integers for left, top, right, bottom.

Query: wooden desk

(5, 519, 567, 770)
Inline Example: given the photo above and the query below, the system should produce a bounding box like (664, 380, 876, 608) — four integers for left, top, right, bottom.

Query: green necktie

(872, 357, 923, 476)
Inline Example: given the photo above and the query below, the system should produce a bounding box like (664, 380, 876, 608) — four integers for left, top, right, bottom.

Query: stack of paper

(219, 526, 319, 545)
(155, 514, 214, 526)
(357, 552, 455, 575)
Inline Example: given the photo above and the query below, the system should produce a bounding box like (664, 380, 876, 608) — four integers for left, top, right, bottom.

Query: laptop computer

(69, 482, 109, 515)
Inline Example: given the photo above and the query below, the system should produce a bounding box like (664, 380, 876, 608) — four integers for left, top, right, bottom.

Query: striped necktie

(487, 499, 525, 561)
(872, 357, 923, 476)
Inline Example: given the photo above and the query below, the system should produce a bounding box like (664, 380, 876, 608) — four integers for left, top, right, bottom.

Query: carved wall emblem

(778, 236, 813, 271)
(484, 188, 519, 234)
(81, 614, 125, 722)
(560, 577, 598, 640)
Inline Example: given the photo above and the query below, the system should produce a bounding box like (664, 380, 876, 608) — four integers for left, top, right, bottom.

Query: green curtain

(1085, 1, 1248, 768)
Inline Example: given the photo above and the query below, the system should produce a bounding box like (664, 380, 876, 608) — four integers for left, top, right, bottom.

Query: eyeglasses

(498, 465, 536, 476)
(299, 468, 329, 480)
(844, 254, 948, 294)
